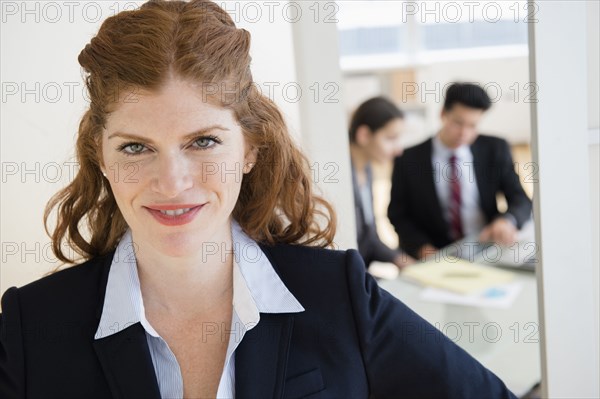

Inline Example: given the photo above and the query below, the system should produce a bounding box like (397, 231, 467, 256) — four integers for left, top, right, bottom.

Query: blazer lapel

(234, 313, 295, 398)
(93, 323, 161, 399)
(91, 252, 161, 399)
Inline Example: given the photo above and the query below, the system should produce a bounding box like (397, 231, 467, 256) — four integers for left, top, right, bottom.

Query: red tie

(449, 155, 464, 241)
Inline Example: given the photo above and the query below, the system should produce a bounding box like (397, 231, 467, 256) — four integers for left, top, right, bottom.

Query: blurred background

(336, 0, 534, 251)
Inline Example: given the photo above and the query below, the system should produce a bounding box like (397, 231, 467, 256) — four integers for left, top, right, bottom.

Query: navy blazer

(0, 242, 517, 398)
(388, 135, 533, 258)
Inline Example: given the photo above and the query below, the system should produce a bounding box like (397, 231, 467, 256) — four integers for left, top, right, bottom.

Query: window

(337, 0, 529, 70)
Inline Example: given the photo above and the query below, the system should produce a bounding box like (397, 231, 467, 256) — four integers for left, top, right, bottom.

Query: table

(376, 266, 541, 397)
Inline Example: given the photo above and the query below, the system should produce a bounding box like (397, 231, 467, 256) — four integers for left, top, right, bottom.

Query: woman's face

(358, 118, 405, 163)
(101, 78, 256, 257)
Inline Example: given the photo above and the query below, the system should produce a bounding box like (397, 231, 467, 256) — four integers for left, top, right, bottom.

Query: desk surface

(377, 267, 541, 397)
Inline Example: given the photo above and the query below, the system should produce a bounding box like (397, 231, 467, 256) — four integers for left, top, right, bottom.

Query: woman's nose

(151, 154, 194, 198)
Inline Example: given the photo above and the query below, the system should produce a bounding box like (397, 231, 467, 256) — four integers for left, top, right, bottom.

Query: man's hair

(443, 83, 491, 112)
(349, 96, 404, 143)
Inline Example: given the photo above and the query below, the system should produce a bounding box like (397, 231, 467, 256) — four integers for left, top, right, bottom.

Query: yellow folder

(401, 257, 516, 295)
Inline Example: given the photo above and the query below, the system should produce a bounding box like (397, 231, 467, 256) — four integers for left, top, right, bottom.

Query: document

(401, 257, 516, 295)
(419, 282, 524, 309)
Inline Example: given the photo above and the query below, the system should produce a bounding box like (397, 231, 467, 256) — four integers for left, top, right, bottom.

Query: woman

(0, 1, 517, 398)
(349, 97, 416, 270)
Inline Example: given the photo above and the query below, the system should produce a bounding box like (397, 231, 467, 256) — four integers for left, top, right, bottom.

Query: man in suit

(388, 83, 532, 260)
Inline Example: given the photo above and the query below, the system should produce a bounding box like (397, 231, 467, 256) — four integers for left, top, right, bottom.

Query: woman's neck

(133, 226, 234, 317)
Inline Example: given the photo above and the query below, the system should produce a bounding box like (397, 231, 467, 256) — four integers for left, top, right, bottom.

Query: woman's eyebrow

(107, 125, 230, 143)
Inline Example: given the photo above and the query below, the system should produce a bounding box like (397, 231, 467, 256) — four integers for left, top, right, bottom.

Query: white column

(528, 1, 599, 397)
(290, 1, 357, 250)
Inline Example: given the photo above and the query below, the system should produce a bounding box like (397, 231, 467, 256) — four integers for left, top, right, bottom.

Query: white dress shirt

(94, 218, 305, 398)
(431, 134, 486, 238)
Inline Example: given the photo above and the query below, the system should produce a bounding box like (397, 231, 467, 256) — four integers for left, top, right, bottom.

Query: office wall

(528, 1, 599, 395)
(586, 0, 600, 391)
(590, 144, 599, 392)
(588, 1, 599, 130)
(416, 57, 531, 145)
(1, 3, 97, 293)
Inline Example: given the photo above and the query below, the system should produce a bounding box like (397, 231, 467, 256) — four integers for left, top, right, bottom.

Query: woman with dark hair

(0, 1, 516, 398)
(349, 97, 415, 270)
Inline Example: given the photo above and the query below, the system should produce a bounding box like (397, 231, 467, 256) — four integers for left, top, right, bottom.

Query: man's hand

(393, 253, 416, 270)
(417, 244, 438, 261)
(479, 217, 517, 246)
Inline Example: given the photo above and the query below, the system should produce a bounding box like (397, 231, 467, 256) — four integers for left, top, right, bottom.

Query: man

(387, 83, 532, 260)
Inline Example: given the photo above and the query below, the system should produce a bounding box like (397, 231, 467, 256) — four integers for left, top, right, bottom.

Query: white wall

(586, 0, 600, 392)
(1, 1, 102, 293)
(588, 1, 600, 130)
(589, 143, 600, 394)
(528, 1, 599, 396)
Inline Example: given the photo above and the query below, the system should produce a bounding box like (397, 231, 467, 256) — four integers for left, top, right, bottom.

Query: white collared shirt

(94, 219, 305, 398)
(431, 134, 486, 238)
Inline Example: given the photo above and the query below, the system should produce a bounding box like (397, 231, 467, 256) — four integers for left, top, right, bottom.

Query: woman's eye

(117, 142, 147, 155)
(121, 143, 146, 154)
(193, 136, 219, 150)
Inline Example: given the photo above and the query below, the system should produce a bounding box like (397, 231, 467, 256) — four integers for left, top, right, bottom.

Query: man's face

(439, 103, 484, 149)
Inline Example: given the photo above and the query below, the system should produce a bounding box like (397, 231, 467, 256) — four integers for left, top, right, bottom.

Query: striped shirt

(94, 218, 305, 398)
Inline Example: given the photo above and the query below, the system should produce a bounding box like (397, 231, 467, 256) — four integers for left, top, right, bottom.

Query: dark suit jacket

(1, 242, 517, 398)
(352, 160, 401, 266)
(388, 135, 533, 258)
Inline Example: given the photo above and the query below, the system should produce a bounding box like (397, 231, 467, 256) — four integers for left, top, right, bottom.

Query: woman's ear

(355, 125, 372, 147)
(98, 164, 109, 179)
(98, 158, 107, 177)
(97, 136, 107, 177)
(243, 146, 258, 174)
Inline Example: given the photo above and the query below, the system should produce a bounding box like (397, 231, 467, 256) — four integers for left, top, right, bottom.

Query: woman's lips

(144, 204, 205, 226)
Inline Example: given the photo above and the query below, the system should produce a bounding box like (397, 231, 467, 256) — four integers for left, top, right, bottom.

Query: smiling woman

(0, 1, 518, 398)
(99, 78, 260, 260)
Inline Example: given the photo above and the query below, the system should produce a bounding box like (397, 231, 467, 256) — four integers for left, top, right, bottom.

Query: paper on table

(419, 282, 524, 309)
(401, 257, 516, 294)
